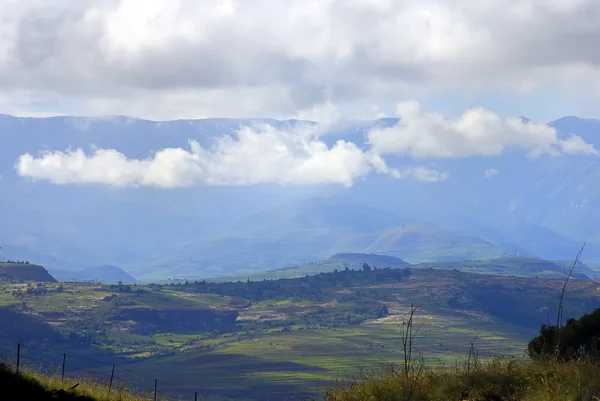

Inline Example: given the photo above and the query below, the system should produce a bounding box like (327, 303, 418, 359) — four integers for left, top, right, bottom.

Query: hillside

(0, 262, 57, 282)
(231, 196, 405, 234)
(0, 363, 93, 401)
(326, 253, 408, 267)
(136, 197, 411, 278)
(416, 257, 596, 279)
(0, 362, 149, 401)
(3, 268, 600, 400)
(213, 252, 410, 281)
(127, 202, 512, 279)
(49, 265, 137, 283)
(331, 222, 507, 263)
(211, 254, 593, 283)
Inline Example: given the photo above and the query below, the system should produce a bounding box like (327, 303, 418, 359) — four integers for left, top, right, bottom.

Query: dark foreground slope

(0, 363, 95, 401)
(0, 362, 165, 401)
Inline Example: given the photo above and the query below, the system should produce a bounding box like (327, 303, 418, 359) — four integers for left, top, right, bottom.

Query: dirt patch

(237, 311, 288, 322)
(319, 299, 338, 308)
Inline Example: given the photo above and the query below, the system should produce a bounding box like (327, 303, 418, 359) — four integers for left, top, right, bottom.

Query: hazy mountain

(49, 265, 137, 283)
(330, 222, 508, 263)
(124, 198, 511, 279)
(125, 197, 408, 278)
(326, 253, 409, 267)
(1, 114, 600, 278)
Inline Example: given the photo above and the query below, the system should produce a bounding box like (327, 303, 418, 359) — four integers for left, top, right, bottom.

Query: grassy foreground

(325, 358, 600, 401)
(6, 357, 600, 400)
(0, 363, 151, 401)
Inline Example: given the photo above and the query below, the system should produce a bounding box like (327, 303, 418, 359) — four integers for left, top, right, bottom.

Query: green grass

(102, 319, 528, 399)
(0, 362, 154, 401)
(7, 348, 600, 401)
(326, 358, 600, 401)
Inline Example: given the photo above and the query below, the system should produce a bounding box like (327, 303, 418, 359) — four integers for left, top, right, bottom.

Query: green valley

(1, 265, 598, 400)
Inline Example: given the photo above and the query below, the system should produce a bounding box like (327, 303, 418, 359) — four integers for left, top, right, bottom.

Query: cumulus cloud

(367, 102, 599, 158)
(1, 0, 600, 118)
(485, 168, 500, 178)
(294, 101, 341, 127)
(558, 135, 600, 156)
(15, 124, 411, 187)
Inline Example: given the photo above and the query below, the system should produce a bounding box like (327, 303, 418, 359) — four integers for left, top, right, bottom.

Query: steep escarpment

(0, 263, 57, 282)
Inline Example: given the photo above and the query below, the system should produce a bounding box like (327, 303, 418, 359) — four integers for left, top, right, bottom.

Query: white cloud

(15, 124, 405, 187)
(367, 101, 599, 158)
(485, 168, 500, 178)
(397, 167, 449, 183)
(293, 101, 341, 127)
(558, 134, 600, 156)
(1, 0, 600, 118)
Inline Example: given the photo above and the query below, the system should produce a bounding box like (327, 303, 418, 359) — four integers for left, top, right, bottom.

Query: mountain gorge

(1, 114, 599, 279)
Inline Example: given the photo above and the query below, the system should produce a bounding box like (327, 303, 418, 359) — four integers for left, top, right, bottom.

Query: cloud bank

(1, 0, 600, 118)
(15, 102, 599, 188)
(15, 124, 402, 187)
(368, 102, 596, 158)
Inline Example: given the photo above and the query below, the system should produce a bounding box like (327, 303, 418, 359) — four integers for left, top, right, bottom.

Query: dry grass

(325, 358, 600, 401)
(1, 363, 173, 401)
(26, 373, 151, 401)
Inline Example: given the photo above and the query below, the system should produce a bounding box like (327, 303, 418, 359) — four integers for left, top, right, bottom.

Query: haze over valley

(2, 114, 600, 279)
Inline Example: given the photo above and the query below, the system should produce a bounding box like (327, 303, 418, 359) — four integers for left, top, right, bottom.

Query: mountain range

(0, 114, 599, 279)
(49, 265, 137, 283)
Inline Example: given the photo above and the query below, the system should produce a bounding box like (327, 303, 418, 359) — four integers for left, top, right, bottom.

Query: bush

(529, 307, 600, 362)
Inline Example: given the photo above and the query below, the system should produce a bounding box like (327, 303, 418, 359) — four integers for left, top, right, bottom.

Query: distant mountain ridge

(232, 254, 594, 283)
(330, 222, 508, 263)
(1, 114, 600, 279)
(49, 265, 136, 283)
(326, 253, 409, 267)
(136, 198, 512, 279)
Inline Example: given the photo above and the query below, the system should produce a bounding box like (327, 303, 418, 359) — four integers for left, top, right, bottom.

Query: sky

(4, 0, 600, 188)
(1, 0, 600, 122)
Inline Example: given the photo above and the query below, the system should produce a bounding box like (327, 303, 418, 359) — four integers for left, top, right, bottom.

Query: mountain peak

(49, 265, 136, 283)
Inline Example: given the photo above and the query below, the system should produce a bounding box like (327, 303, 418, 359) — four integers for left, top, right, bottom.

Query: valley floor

(1, 267, 598, 400)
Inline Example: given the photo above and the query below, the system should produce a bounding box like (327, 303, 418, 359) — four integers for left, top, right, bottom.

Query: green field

(1, 267, 598, 400)
(208, 256, 598, 283)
